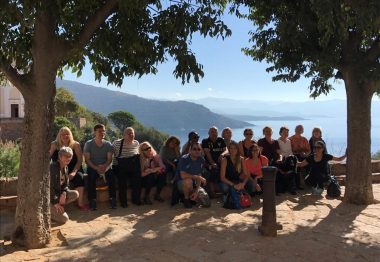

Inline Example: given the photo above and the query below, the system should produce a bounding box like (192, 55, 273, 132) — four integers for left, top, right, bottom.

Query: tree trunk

(12, 79, 56, 248)
(344, 76, 374, 204)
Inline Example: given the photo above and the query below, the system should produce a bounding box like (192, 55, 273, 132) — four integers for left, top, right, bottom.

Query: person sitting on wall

(202, 126, 228, 197)
(239, 128, 257, 158)
(50, 126, 88, 211)
(160, 136, 181, 183)
(50, 147, 79, 224)
(181, 131, 201, 155)
(84, 124, 116, 210)
(139, 142, 166, 204)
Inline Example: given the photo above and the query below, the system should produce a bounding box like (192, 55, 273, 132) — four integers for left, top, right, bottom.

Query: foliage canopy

(233, 0, 380, 97)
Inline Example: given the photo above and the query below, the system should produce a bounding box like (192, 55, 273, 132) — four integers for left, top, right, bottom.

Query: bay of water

(166, 116, 380, 156)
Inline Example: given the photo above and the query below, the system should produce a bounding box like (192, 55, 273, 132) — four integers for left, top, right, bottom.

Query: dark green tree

(0, 1, 230, 247)
(55, 88, 80, 117)
(108, 110, 137, 132)
(234, 0, 379, 204)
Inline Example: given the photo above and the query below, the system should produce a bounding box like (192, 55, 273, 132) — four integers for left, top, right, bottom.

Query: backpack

(327, 175, 341, 198)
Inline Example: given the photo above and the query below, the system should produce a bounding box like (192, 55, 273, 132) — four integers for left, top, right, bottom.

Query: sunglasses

(245, 133, 253, 136)
(142, 147, 152, 151)
(192, 148, 202, 151)
(314, 146, 323, 149)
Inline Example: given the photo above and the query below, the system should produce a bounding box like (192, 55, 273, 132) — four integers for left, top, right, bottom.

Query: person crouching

(50, 147, 79, 224)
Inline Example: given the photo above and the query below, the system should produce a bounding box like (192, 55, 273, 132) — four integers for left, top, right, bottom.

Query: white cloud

(207, 88, 213, 92)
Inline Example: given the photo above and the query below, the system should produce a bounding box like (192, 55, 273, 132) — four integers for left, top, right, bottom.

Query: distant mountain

(190, 97, 380, 118)
(56, 79, 250, 132)
(228, 115, 308, 121)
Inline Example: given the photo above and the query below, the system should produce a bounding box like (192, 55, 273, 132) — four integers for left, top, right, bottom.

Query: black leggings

(142, 172, 166, 197)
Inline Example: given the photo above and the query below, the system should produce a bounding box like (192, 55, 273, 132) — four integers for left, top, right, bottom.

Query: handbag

(327, 175, 341, 198)
(239, 191, 252, 208)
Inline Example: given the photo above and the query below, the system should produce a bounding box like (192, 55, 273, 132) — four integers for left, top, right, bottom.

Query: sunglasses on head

(143, 146, 152, 151)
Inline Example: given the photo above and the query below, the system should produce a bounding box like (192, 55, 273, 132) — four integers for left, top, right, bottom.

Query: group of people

(49, 124, 346, 224)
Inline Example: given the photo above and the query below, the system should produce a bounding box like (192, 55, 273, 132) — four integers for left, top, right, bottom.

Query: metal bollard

(258, 166, 282, 236)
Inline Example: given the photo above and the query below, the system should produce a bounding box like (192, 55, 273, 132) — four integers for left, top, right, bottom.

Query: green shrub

(0, 141, 20, 177)
(372, 151, 380, 160)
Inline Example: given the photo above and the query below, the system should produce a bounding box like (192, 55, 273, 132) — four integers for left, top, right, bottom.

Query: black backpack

(327, 175, 341, 198)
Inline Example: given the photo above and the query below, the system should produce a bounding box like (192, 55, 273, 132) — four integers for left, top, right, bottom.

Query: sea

(167, 116, 380, 156)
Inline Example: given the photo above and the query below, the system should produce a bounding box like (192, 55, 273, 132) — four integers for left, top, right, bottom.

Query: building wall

(0, 82, 25, 118)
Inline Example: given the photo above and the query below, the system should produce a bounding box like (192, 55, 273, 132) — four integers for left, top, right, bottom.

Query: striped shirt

(112, 139, 139, 165)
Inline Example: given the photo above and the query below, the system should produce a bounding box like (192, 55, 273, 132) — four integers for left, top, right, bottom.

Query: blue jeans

(87, 166, 116, 201)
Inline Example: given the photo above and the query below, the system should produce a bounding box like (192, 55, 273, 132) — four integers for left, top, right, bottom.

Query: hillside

(56, 79, 250, 132)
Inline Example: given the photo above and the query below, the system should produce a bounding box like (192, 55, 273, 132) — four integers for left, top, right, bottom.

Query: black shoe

(144, 197, 152, 205)
(132, 200, 142, 206)
(290, 190, 297, 195)
(154, 195, 164, 202)
(183, 198, 192, 209)
(90, 199, 97, 211)
(296, 186, 304, 190)
(110, 198, 117, 209)
(120, 202, 128, 208)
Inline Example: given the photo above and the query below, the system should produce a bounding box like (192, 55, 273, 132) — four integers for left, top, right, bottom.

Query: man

(181, 131, 200, 155)
(84, 124, 116, 210)
(50, 147, 79, 224)
(201, 126, 227, 197)
(176, 142, 207, 208)
(289, 125, 311, 189)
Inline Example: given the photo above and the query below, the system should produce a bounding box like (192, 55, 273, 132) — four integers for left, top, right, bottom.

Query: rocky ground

(1, 185, 380, 262)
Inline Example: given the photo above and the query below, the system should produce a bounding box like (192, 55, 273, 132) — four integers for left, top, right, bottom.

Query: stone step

(0, 185, 174, 208)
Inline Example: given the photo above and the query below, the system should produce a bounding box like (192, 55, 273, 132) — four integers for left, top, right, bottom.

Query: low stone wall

(0, 118, 24, 141)
(0, 177, 18, 196)
(330, 160, 380, 176)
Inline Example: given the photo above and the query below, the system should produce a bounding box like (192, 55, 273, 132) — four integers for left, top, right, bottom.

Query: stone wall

(0, 118, 24, 142)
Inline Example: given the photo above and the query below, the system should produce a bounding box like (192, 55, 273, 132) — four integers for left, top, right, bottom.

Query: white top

(278, 138, 293, 157)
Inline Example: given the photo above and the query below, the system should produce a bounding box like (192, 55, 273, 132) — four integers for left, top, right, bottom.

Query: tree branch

(64, 0, 119, 56)
(0, 57, 31, 95)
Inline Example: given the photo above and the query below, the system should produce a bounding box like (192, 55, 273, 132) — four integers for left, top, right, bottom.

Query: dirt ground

(1, 185, 380, 262)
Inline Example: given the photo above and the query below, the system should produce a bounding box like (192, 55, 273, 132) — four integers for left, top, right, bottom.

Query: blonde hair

(139, 141, 157, 171)
(55, 127, 75, 148)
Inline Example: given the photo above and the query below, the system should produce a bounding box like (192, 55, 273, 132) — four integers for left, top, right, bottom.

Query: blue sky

(63, 11, 349, 102)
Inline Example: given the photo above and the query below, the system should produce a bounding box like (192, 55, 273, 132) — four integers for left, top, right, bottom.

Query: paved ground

(1, 185, 380, 262)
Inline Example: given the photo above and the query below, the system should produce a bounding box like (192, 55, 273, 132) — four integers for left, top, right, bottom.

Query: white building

(0, 81, 25, 118)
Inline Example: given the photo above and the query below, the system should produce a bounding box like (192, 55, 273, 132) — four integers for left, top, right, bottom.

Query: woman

(239, 128, 257, 158)
(297, 141, 346, 195)
(257, 126, 282, 165)
(245, 143, 269, 194)
(278, 126, 293, 157)
(221, 127, 233, 149)
(220, 141, 249, 194)
(309, 127, 327, 154)
(160, 136, 180, 182)
(50, 127, 87, 211)
(50, 147, 79, 224)
(112, 127, 140, 207)
(140, 142, 166, 204)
